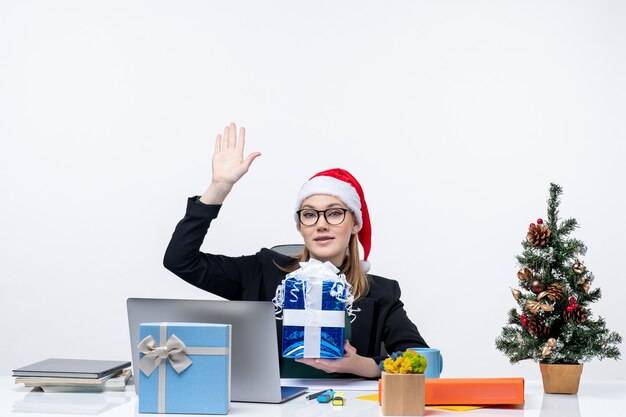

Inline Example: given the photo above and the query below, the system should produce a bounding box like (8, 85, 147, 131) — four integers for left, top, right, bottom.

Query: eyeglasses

(297, 207, 350, 226)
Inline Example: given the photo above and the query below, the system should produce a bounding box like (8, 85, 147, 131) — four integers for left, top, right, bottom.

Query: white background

(1, 0, 625, 380)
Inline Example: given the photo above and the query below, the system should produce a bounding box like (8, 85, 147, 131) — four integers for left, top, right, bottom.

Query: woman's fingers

(218, 123, 244, 151)
(228, 122, 237, 148)
(295, 358, 334, 373)
(216, 123, 244, 152)
(344, 340, 357, 355)
(222, 124, 230, 148)
(214, 134, 222, 153)
(243, 152, 262, 172)
(236, 127, 245, 151)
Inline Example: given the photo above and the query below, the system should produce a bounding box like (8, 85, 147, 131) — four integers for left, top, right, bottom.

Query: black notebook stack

(12, 358, 132, 392)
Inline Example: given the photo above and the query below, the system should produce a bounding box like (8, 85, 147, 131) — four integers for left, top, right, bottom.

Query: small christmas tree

(496, 183, 621, 364)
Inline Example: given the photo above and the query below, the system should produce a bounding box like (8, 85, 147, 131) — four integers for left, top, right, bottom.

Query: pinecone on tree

(527, 223, 551, 247)
(563, 307, 589, 324)
(527, 315, 550, 338)
(538, 283, 565, 302)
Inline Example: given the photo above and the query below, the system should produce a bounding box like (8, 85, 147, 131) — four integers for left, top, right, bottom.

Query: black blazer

(163, 198, 428, 365)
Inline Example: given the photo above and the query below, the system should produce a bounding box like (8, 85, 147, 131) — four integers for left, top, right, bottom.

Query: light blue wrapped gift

(273, 260, 355, 359)
(138, 322, 231, 415)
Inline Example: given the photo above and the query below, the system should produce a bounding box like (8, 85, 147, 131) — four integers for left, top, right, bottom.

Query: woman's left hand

(295, 340, 381, 378)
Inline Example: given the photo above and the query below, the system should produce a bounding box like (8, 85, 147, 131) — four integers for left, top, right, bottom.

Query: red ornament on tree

(521, 314, 529, 327)
(529, 223, 536, 228)
(566, 305, 576, 312)
(569, 297, 576, 304)
(537, 218, 544, 224)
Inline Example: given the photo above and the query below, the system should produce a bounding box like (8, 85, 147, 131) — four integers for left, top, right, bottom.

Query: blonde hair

(279, 233, 370, 301)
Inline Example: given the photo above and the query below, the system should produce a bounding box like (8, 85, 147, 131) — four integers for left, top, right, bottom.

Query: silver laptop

(126, 298, 307, 403)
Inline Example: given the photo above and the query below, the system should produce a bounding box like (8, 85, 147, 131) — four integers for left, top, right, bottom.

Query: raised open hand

(211, 122, 261, 186)
(199, 122, 261, 204)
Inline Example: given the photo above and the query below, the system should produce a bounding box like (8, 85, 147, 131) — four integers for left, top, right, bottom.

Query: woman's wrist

(199, 181, 234, 205)
(354, 356, 381, 378)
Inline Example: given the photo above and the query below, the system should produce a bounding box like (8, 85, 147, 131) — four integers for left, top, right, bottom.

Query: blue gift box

(281, 277, 347, 358)
(138, 322, 230, 415)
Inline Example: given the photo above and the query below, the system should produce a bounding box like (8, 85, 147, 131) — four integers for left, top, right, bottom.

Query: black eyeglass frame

(296, 208, 350, 226)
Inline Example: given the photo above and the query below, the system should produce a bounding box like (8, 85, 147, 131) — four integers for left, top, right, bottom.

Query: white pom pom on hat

(294, 168, 371, 272)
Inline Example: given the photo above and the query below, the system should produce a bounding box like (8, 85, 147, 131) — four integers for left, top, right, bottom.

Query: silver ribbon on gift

(138, 322, 230, 414)
(138, 334, 192, 377)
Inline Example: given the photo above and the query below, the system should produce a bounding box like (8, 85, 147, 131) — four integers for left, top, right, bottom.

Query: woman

(164, 122, 428, 378)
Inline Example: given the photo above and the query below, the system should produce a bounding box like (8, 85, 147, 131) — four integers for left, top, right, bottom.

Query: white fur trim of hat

(294, 176, 362, 229)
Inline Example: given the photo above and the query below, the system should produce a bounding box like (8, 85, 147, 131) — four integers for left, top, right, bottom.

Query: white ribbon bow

(272, 259, 357, 322)
(298, 259, 340, 281)
(137, 334, 192, 377)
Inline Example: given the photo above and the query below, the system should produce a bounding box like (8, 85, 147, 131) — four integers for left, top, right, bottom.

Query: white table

(2, 377, 624, 416)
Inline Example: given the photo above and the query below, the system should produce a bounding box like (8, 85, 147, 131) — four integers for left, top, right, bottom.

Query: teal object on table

(138, 322, 231, 414)
(317, 390, 335, 403)
(408, 347, 443, 378)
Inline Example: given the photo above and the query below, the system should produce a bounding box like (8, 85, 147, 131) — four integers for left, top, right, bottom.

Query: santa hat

(294, 168, 371, 272)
